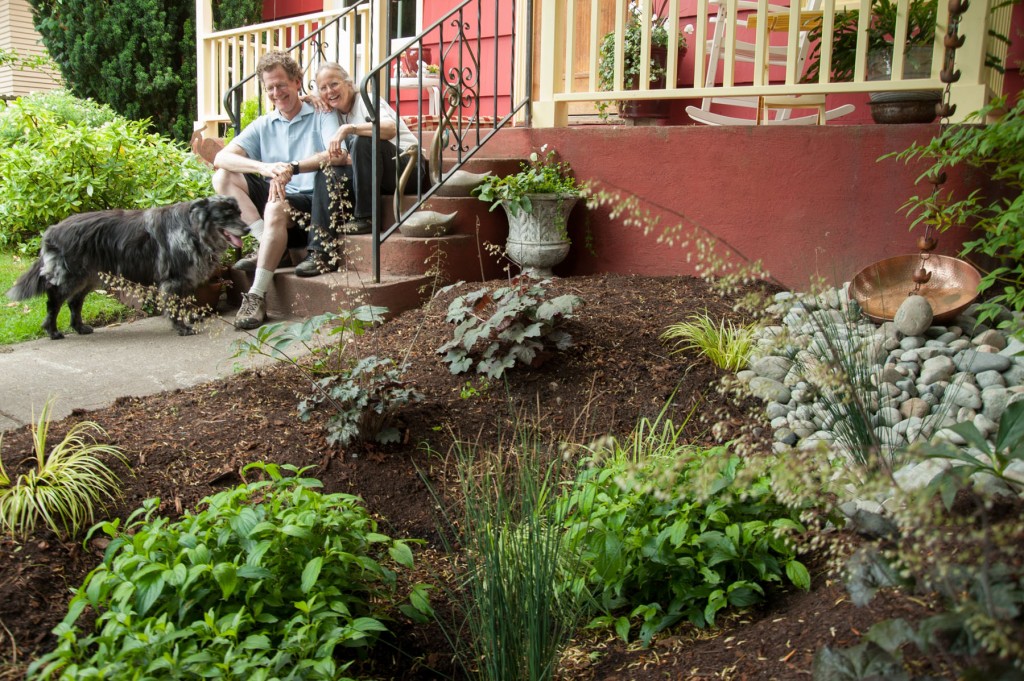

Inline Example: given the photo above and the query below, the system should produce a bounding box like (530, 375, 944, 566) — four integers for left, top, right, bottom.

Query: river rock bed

(739, 286, 1024, 500)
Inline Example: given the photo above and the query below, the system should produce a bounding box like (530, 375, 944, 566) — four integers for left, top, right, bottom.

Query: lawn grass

(0, 251, 137, 345)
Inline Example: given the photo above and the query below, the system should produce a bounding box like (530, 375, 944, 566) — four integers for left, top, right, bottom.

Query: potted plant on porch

(472, 147, 582, 277)
(596, 1, 690, 122)
(805, 0, 939, 123)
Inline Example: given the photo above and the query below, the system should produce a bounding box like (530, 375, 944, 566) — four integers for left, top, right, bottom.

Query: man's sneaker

(234, 292, 266, 330)
(232, 252, 292, 272)
(341, 217, 372, 234)
(294, 252, 337, 278)
(232, 254, 257, 272)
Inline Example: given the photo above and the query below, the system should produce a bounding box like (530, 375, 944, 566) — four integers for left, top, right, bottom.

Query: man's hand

(269, 161, 294, 183)
(268, 177, 287, 203)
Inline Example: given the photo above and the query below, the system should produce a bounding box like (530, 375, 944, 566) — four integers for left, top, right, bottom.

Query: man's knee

(212, 168, 245, 195)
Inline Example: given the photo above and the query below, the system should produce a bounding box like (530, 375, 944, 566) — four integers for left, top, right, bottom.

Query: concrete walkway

(0, 315, 292, 432)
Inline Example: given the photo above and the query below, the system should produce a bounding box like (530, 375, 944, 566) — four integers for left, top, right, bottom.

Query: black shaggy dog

(6, 196, 247, 339)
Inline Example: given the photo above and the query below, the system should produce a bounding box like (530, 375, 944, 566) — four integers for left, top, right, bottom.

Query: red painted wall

(475, 124, 992, 290)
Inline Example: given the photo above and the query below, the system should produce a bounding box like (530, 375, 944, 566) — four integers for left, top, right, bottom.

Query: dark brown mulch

(0, 273, 956, 679)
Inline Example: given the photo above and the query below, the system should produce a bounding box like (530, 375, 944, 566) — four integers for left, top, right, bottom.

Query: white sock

(250, 267, 273, 298)
(248, 219, 265, 242)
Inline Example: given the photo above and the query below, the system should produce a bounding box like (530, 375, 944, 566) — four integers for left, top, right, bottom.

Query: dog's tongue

(224, 231, 244, 249)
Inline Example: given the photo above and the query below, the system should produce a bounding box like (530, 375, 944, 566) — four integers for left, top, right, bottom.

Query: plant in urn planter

(473, 146, 582, 278)
(596, 1, 690, 122)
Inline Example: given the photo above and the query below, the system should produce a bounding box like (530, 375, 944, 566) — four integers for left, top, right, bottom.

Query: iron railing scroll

(360, 0, 532, 283)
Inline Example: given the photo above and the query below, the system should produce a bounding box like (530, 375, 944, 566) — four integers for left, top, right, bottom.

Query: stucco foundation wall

(477, 124, 989, 292)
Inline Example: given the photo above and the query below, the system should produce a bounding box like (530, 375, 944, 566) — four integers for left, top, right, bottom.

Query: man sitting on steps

(212, 50, 339, 329)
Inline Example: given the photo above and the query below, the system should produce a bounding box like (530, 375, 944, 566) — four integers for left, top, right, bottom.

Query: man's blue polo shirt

(232, 102, 324, 195)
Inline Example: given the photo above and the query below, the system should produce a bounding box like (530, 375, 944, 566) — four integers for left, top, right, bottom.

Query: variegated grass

(661, 311, 757, 371)
(0, 400, 125, 539)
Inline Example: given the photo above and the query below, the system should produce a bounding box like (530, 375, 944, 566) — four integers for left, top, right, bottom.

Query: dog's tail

(5, 258, 46, 300)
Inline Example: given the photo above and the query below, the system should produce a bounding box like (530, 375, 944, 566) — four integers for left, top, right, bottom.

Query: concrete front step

(227, 267, 432, 321)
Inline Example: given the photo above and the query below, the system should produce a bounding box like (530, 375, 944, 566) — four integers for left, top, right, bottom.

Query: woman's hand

(300, 93, 330, 112)
(328, 125, 355, 157)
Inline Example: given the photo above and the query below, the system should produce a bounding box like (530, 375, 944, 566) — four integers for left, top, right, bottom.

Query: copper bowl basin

(851, 254, 982, 324)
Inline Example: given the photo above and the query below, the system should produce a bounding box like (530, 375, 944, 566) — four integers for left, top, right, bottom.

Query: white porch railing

(194, 0, 1012, 135)
(194, 0, 389, 138)
(533, 0, 1011, 126)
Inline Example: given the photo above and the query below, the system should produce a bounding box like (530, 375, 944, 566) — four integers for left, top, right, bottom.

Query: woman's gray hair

(316, 62, 353, 84)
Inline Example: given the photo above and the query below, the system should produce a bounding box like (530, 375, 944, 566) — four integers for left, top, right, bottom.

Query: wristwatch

(290, 161, 300, 175)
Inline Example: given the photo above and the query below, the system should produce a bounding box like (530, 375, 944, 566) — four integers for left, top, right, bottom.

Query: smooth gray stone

(765, 401, 789, 419)
(919, 355, 955, 384)
(736, 369, 756, 383)
(771, 416, 789, 429)
(925, 325, 949, 338)
(900, 336, 925, 350)
(899, 397, 930, 419)
(972, 328, 1007, 351)
(1003, 364, 1024, 387)
(750, 355, 793, 381)
(956, 406, 978, 422)
(879, 365, 903, 384)
(949, 339, 972, 352)
(948, 382, 983, 410)
(973, 413, 998, 437)
(976, 370, 1006, 389)
(749, 376, 792, 404)
(894, 295, 933, 337)
(893, 460, 947, 491)
(893, 416, 923, 437)
(1000, 336, 1024, 358)
(935, 331, 960, 344)
(876, 406, 902, 427)
(956, 349, 1011, 374)
(774, 427, 798, 445)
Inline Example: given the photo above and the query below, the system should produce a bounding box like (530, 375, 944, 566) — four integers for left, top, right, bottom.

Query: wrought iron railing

(359, 0, 533, 283)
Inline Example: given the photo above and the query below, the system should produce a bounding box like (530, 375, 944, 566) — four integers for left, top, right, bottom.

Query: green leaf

(785, 560, 811, 591)
(389, 542, 414, 568)
(614, 615, 631, 643)
(213, 563, 239, 599)
(300, 557, 323, 594)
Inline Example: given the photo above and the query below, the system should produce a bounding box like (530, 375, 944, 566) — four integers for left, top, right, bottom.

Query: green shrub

(0, 400, 124, 539)
(438, 276, 581, 379)
(28, 0, 198, 142)
(892, 94, 1024, 337)
(30, 462, 425, 680)
(559, 418, 809, 645)
(661, 311, 758, 371)
(0, 94, 212, 249)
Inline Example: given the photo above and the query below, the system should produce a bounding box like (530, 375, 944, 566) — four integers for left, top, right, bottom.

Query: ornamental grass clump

(661, 311, 758, 371)
(0, 399, 124, 540)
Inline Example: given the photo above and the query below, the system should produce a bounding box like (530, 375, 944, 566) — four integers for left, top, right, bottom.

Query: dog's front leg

(159, 283, 198, 336)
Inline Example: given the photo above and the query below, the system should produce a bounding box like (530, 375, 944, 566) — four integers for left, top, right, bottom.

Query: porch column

(194, 0, 217, 138)
(947, 0, 992, 122)
(533, 0, 568, 127)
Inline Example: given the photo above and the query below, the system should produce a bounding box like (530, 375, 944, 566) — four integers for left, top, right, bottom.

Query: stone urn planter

(502, 194, 577, 278)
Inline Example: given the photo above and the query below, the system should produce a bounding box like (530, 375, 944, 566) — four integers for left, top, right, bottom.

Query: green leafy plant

(805, 0, 938, 83)
(595, 1, 688, 117)
(891, 94, 1024, 336)
(472, 147, 581, 219)
(299, 355, 423, 447)
(0, 93, 212, 248)
(661, 311, 758, 371)
(30, 462, 427, 679)
(233, 307, 387, 377)
(437, 276, 581, 379)
(0, 400, 124, 539)
(558, 416, 809, 646)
